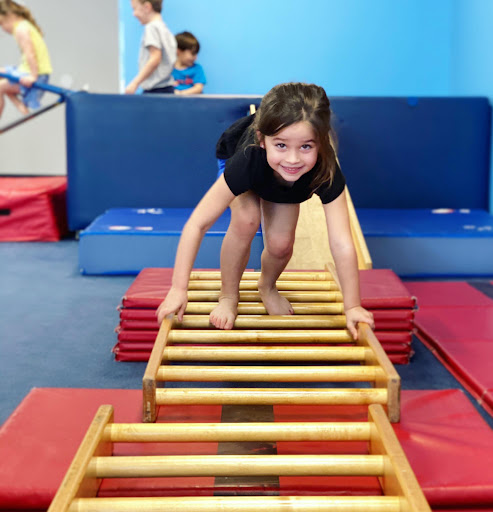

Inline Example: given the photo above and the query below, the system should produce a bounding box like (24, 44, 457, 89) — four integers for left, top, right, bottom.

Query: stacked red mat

(114, 268, 416, 364)
(405, 280, 493, 416)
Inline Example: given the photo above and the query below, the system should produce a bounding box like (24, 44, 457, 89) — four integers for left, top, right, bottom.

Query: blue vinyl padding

(66, 93, 262, 231)
(330, 97, 491, 210)
(66, 94, 491, 231)
(358, 208, 493, 237)
(357, 208, 493, 277)
(78, 207, 263, 275)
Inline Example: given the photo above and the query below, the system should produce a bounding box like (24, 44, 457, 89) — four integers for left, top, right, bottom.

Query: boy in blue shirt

(172, 31, 206, 95)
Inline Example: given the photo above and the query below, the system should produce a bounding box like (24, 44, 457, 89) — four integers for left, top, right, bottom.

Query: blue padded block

(357, 208, 493, 277)
(78, 207, 264, 275)
(66, 93, 262, 231)
(330, 97, 491, 210)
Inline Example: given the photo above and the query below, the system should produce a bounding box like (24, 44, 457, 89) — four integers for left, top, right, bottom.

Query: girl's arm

(15, 26, 38, 86)
(125, 46, 162, 94)
(323, 189, 374, 339)
(156, 175, 235, 323)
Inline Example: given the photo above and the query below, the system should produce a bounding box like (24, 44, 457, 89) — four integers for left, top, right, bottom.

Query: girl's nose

(285, 150, 300, 164)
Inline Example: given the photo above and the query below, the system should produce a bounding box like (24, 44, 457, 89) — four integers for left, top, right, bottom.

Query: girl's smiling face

(259, 121, 319, 184)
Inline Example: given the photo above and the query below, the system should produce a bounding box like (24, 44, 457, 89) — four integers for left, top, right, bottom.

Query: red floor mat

(405, 281, 493, 308)
(1, 388, 492, 509)
(416, 306, 493, 342)
(2, 388, 493, 509)
(404, 281, 493, 418)
(415, 307, 493, 414)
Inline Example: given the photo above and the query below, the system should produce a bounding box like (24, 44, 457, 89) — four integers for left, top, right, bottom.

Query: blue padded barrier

(330, 97, 491, 210)
(358, 208, 493, 277)
(66, 95, 491, 232)
(66, 93, 262, 231)
(78, 207, 263, 275)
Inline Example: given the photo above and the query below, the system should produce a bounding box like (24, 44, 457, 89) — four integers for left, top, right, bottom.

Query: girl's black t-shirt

(216, 115, 346, 205)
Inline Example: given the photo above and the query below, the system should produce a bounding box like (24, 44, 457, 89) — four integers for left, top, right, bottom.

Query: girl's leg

(258, 201, 300, 315)
(7, 91, 28, 114)
(0, 80, 25, 117)
(209, 191, 261, 329)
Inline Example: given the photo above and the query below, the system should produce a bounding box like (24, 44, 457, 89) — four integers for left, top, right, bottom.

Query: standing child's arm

(323, 190, 374, 339)
(156, 175, 236, 323)
(15, 26, 38, 87)
(125, 46, 162, 94)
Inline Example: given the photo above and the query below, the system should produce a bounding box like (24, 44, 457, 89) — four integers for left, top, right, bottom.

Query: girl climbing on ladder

(157, 82, 375, 339)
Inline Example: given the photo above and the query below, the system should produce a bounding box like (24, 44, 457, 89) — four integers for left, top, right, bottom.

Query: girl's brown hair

(0, 0, 43, 34)
(251, 82, 337, 190)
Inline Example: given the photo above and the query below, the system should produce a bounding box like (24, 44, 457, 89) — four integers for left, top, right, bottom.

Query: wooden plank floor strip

(214, 405, 279, 495)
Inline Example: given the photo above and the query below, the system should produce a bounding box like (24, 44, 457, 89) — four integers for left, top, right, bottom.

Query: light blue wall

(451, 0, 493, 212)
(120, 0, 453, 96)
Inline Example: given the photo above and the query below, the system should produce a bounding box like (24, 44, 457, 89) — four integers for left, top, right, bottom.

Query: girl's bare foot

(209, 294, 238, 329)
(258, 279, 294, 315)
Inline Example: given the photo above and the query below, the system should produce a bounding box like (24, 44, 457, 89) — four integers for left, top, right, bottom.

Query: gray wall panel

(0, 0, 119, 175)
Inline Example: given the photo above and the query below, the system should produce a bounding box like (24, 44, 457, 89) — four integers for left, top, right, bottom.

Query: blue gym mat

(357, 208, 493, 277)
(79, 207, 264, 275)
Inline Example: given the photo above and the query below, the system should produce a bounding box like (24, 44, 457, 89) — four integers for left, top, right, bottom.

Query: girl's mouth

(281, 165, 303, 174)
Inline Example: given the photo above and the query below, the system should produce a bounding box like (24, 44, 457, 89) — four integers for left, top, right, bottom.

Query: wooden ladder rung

(157, 365, 385, 382)
(185, 302, 345, 315)
(168, 329, 353, 343)
(87, 454, 386, 478)
(187, 280, 339, 291)
(104, 421, 372, 442)
(163, 346, 370, 362)
(155, 388, 388, 405)
(187, 290, 344, 302)
(174, 314, 347, 329)
(190, 270, 334, 281)
(69, 495, 404, 512)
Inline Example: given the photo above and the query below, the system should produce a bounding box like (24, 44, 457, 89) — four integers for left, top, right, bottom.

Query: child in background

(172, 31, 206, 95)
(156, 82, 375, 339)
(0, 0, 52, 118)
(125, 0, 176, 95)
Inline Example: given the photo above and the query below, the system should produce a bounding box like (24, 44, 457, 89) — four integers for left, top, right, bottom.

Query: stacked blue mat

(78, 207, 263, 275)
(358, 208, 493, 277)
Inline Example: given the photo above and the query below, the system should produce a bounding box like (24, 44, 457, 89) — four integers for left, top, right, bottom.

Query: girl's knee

(0, 80, 15, 94)
(265, 234, 294, 259)
(230, 205, 261, 237)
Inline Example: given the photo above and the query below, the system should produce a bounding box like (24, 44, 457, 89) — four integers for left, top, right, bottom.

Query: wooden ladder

(143, 270, 400, 423)
(48, 403, 430, 511)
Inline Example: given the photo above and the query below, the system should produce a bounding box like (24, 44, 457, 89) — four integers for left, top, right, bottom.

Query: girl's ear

(256, 130, 265, 148)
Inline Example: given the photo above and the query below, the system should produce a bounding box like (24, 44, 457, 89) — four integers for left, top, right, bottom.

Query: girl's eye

(276, 143, 286, 149)
(301, 144, 312, 150)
